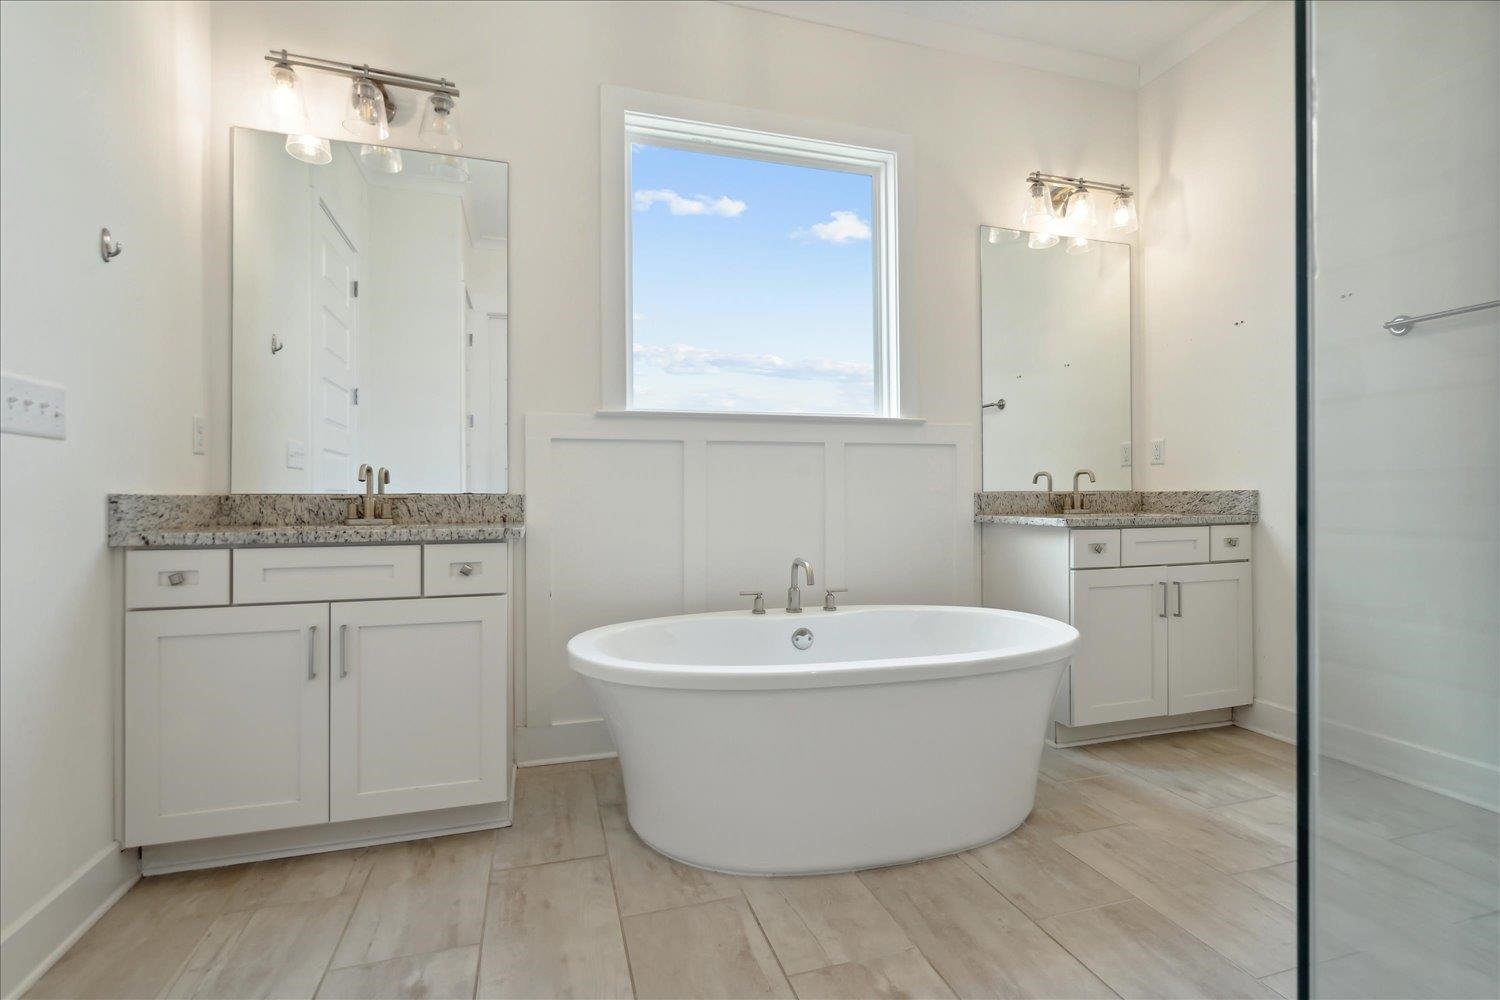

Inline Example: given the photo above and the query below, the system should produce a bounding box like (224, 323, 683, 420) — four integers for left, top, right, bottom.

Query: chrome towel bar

(1384, 299, 1499, 336)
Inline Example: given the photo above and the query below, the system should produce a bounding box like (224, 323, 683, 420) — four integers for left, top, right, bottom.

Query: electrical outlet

(192, 416, 207, 455)
(1120, 442, 1132, 467)
(286, 439, 307, 470)
(1150, 438, 1166, 465)
(1, 373, 67, 440)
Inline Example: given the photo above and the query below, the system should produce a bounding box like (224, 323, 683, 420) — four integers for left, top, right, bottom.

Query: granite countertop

(974, 489, 1257, 529)
(108, 493, 525, 548)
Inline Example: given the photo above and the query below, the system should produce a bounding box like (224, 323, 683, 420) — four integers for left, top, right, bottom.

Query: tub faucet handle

(738, 591, 766, 615)
(823, 588, 848, 611)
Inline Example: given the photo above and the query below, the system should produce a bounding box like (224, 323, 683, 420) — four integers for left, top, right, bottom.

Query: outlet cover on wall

(1120, 442, 1132, 467)
(1150, 438, 1166, 465)
(192, 416, 207, 455)
(1, 373, 67, 440)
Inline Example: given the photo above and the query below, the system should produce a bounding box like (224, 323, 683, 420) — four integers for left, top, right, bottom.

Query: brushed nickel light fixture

(263, 49, 462, 161)
(1019, 171, 1138, 250)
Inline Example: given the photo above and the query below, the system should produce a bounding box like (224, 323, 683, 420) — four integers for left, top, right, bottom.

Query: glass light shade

(430, 154, 470, 183)
(360, 144, 403, 174)
(419, 93, 462, 152)
(284, 133, 332, 165)
(1110, 192, 1139, 233)
(1064, 236, 1093, 255)
(268, 63, 311, 131)
(1028, 230, 1059, 250)
(1061, 188, 1096, 236)
(1019, 180, 1054, 230)
(343, 77, 390, 141)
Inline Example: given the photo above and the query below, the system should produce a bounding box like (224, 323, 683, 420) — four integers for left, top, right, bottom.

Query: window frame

(600, 88, 909, 419)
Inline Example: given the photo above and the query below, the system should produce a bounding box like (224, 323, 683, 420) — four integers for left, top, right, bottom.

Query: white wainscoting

(520, 413, 976, 763)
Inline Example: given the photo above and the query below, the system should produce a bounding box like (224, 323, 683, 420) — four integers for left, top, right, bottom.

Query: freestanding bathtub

(568, 604, 1079, 875)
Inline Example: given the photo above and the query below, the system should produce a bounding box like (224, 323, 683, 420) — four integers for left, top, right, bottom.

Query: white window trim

(599, 86, 915, 419)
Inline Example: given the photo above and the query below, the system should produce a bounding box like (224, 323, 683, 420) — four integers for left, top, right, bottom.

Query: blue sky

(630, 142, 876, 414)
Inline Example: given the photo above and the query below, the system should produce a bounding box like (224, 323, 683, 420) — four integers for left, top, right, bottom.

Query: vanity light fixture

(262, 50, 461, 162)
(1020, 171, 1134, 247)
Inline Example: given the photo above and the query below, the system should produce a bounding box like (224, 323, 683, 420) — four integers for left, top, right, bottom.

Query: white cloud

(633, 188, 747, 217)
(633, 343, 873, 384)
(792, 210, 872, 244)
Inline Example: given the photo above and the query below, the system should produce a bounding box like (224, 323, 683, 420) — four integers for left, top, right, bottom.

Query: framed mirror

(231, 127, 508, 493)
(979, 226, 1131, 491)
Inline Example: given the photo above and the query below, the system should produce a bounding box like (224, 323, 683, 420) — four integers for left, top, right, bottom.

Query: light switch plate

(1120, 442, 1132, 467)
(192, 416, 207, 455)
(1, 373, 67, 440)
(1150, 438, 1166, 465)
(285, 439, 307, 470)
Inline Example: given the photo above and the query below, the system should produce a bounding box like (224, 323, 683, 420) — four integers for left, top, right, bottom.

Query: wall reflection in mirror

(979, 226, 1131, 491)
(232, 127, 508, 493)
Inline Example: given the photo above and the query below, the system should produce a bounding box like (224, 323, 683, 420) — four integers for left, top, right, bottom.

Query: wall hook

(100, 228, 123, 262)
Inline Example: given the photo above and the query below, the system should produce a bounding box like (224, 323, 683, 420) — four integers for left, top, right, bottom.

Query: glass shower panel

(1309, 2, 1499, 997)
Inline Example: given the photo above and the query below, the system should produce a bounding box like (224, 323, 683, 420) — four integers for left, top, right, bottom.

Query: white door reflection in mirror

(232, 126, 508, 494)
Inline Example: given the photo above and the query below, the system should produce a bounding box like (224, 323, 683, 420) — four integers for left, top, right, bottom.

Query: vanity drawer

(1120, 527, 1211, 566)
(125, 550, 230, 609)
(1210, 524, 1253, 561)
(233, 546, 421, 604)
(423, 543, 509, 596)
(1070, 529, 1121, 569)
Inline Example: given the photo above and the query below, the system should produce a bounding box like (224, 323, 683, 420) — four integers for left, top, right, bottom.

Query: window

(620, 111, 899, 417)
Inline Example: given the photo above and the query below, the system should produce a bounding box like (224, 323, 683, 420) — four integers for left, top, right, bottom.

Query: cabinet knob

(458, 562, 476, 577)
(1225, 537, 1240, 548)
(166, 571, 186, 586)
(1090, 543, 1106, 554)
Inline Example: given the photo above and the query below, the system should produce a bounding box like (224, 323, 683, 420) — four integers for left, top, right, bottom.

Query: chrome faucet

(346, 464, 393, 524)
(358, 464, 376, 520)
(1032, 471, 1053, 493)
(786, 557, 816, 613)
(1068, 469, 1097, 512)
(376, 466, 391, 519)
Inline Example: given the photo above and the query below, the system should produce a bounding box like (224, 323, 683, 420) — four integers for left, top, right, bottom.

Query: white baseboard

(1233, 699, 1297, 743)
(0, 843, 139, 999)
(518, 719, 615, 764)
(141, 799, 513, 875)
(1319, 718, 1499, 813)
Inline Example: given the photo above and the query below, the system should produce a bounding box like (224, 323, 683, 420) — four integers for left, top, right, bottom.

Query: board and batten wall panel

(521, 414, 974, 763)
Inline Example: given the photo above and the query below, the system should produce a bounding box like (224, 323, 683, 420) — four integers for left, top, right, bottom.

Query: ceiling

(728, 1, 1266, 88)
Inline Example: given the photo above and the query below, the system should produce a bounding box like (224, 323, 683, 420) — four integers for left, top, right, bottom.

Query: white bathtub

(568, 605, 1079, 875)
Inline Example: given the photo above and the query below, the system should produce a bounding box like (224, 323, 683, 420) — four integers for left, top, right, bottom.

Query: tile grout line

(590, 769, 640, 1000)
(471, 827, 501, 1000)
(852, 869, 966, 1000)
(310, 848, 383, 999)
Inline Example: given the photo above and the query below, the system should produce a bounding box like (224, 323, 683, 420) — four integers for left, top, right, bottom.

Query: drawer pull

(166, 572, 186, 587)
(307, 625, 318, 680)
(458, 562, 476, 577)
(1160, 582, 1168, 618)
(1089, 543, 1106, 554)
(1224, 536, 1240, 548)
(339, 624, 351, 678)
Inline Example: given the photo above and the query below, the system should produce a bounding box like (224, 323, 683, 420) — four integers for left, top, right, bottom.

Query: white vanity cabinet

(122, 543, 511, 850)
(982, 522, 1253, 743)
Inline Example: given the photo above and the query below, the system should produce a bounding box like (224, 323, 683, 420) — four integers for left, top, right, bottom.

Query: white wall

(1136, 2, 1297, 739)
(1311, 1, 1498, 807)
(0, 1, 213, 993)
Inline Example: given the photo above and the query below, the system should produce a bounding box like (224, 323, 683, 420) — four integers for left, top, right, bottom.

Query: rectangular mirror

(979, 226, 1131, 491)
(231, 127, 508, 493)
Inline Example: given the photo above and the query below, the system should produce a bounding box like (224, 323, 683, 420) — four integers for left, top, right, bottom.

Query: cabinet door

(1167, 562, 1254, 714)
(1069, 567, 1169, 725)
(331, 596, 509, 821)
(125, 604, 329, 846)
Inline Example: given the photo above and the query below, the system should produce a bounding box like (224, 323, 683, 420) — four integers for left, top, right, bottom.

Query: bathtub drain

(791, 627, 814, 650)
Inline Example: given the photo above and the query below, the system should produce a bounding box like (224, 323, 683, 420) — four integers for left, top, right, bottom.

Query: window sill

(595, 409, 926, 426)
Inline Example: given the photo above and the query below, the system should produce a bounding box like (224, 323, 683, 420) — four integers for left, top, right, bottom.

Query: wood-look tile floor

(25, 726, 1496, 999)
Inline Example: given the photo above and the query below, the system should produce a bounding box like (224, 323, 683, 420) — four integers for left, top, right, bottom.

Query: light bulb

(1019, 179, 1053, 231)
(1065, 236, 1092, 255)
(268, 63, 309, 129)
(430, 154, 470, 183)
(360, 144, 403, 174)
(1062, 187, 1095, 236)
(419, 92, 462, 152)
(343, 77, 390, 141)
(1110, 192, 1138, 233)
(1028, 230, 1059, 250)
(285, 133, 332, 165)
